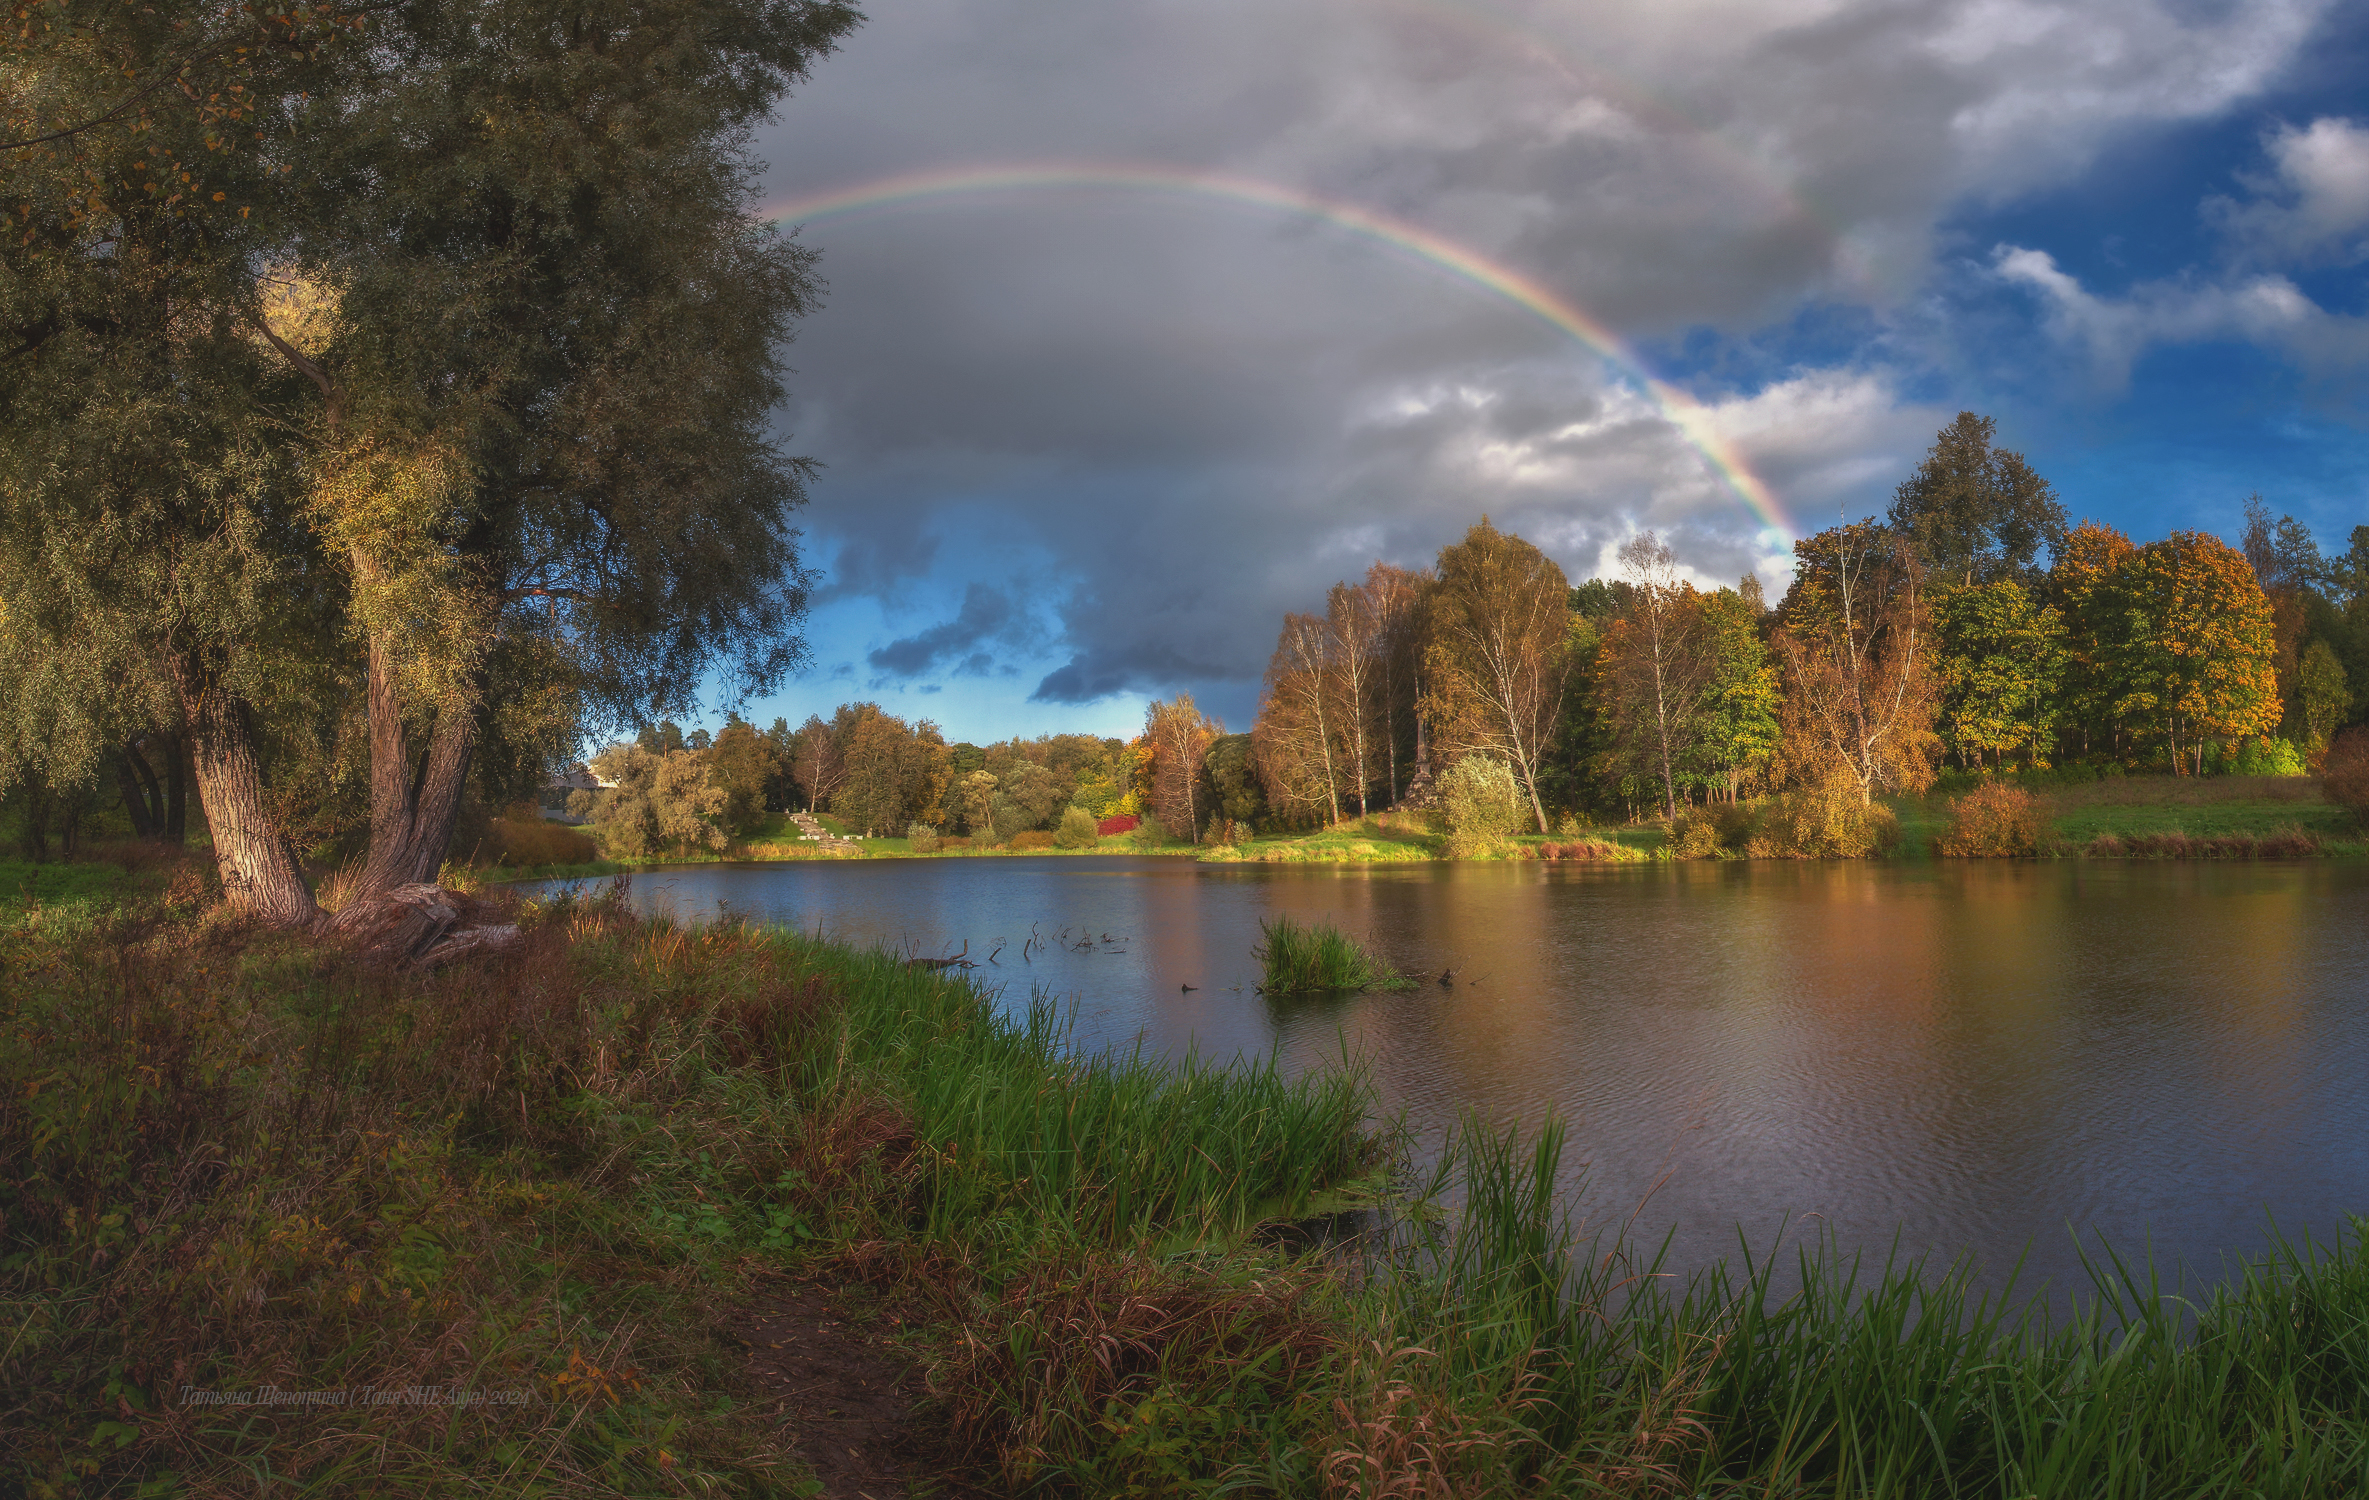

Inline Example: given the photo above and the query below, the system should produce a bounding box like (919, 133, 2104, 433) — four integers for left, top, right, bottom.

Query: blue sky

(700, 0, 2369, 744)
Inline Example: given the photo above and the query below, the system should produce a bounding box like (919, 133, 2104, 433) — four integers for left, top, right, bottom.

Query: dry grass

(925, 1249, 1340, 1491)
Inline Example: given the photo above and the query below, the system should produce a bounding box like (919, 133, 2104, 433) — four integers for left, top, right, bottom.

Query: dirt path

(729, 1282, 975, 1499)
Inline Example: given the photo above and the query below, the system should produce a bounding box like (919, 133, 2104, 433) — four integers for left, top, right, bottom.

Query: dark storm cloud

(866, 583, 1023, 677)
(754, 0, 2336, 728)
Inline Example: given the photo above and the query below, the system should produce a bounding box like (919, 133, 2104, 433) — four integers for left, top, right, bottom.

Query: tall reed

(1254, 914, 1414, 994)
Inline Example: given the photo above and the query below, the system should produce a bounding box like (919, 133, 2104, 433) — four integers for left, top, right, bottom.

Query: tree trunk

(116, 747, 158, 841)
(169, 647, 318, 925)
(164, 730, 188, 844)
(351, 633, 481, 897)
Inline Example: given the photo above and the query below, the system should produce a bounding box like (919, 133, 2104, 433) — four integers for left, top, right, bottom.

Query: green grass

(2044, 774, 2356, 847)
(1252, 914, 1415, 994)
(1899, 773, 2366, 858)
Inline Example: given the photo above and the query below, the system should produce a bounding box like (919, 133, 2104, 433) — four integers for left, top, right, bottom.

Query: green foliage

(1202, 733, 1269, 827)
(1438, 756, 1523, 857)
(1128, 816, 1169, 850)
(2203, 736, 2307, 777)
(1052, 806, 1100, 849)
(1007, 829, 1056, 851)
(1685, 586, 1782, 798)
(1931, 580, 2067, 767)
(581, 743, 726, 857)
(2299, 639, 2351, 750)
(1253, 915, 1411, 993)
(1886, 410, 2069, 585)
(704, 716, 787, 836)
(906, 822, 942, 853)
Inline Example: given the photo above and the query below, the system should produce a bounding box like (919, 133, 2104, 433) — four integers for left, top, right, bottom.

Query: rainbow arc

(760, 162, 1795, 543)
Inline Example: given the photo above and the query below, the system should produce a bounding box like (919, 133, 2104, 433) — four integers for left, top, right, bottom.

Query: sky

(714, 0, 2369, 743)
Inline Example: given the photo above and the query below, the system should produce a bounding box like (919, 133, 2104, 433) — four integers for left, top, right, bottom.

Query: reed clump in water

(1254, 914, 1415, 994)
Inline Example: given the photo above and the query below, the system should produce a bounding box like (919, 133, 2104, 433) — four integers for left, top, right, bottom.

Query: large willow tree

(4, 0, 860, 919)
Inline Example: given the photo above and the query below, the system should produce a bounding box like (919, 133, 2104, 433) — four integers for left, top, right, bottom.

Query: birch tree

(1773, 521, 1940, 802)
(1421, 520, 1574, 832)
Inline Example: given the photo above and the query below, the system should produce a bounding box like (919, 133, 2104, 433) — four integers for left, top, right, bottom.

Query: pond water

(536, 856, 2369, 1299)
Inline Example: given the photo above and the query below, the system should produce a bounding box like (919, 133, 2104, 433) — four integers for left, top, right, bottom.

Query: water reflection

(536, 856, 2369, 1299)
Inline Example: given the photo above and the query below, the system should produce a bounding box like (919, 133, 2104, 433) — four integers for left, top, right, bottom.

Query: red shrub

(1935, 782, 2045, 857)
(1097, 813, 1140, 836)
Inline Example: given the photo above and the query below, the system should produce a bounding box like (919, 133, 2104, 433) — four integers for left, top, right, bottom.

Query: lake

(536, 855, 2369, 1300)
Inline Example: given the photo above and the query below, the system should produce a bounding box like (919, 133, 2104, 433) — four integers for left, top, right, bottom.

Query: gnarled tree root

(324, 883, 520, 970)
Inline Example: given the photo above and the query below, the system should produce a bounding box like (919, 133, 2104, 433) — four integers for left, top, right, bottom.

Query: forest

(602, 413, 2369, 861)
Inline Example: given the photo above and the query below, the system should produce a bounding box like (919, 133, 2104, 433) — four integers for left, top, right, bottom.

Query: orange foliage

(2114, 532, 2279, 774)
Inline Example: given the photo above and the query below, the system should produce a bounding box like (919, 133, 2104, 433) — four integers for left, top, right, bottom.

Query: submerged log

(906, 940, 971, 970)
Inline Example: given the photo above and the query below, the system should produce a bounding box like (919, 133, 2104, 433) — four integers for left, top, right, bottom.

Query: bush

(2205, 736, 2308, 777)
(907, 822, 942, 853)
(1129, 816, 1168, 850)
(1746, 774, 1900, 858)
(1053, 806, 1100, 849)
(1439, 756, 1523, 857)
(1935, 782, 2046, 857)
(1670, 803, 1753, 859)
(1097, 813, 1140, 836)
(1008, 829, 1056, 851)
(2325, 728, 2369, 822)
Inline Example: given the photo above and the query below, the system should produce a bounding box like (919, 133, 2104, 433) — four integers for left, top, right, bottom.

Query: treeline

(1229, 412, 2368, 836)
(575, 703, 1255, 847)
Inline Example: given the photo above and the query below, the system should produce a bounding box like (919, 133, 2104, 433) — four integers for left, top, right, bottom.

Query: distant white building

(540, 764, 614, 822)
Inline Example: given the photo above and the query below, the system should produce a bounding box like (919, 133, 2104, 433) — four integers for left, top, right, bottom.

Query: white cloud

(2207, 117, 2369, 266)
(1992, 245, 2369, 384)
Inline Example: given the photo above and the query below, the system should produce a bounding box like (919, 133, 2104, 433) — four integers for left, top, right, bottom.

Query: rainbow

(759, 163, 1795, 542)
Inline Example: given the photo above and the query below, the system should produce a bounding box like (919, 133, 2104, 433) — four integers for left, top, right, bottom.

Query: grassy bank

(8, 893, 2369, 1495)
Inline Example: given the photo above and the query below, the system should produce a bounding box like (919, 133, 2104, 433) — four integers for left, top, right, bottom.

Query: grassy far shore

(5, 887, 2368, 1496)
(491, 773, 2364, 881)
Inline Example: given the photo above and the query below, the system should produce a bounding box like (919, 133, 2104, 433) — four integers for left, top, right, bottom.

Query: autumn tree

(1145, 694, 1223, 841)
(2047, 521, 2139, 756)
(1886, 412, 2069, 586)
(706, 715, 787, 836)
(1930, 582, 2068, 769)
(1600, 533, 1711, 819)
(956, 770, 999, 837)
(2103, 532, 2279, 774)
(1325, 580, 1384, 814)
(1686, 585, 1783, 801)
(787, 714, 846, 811)
(1421, 519, 1576, 832)
(1774, 520, 1940, 802)
(1365, 562, 1429, 806)
(1256, 612, 1345, 825)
